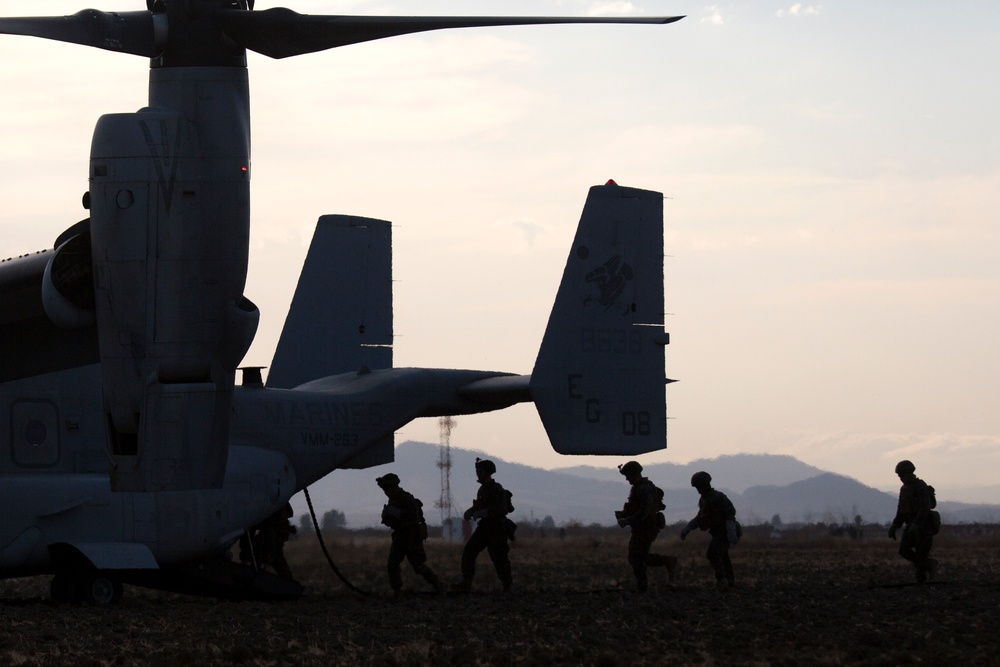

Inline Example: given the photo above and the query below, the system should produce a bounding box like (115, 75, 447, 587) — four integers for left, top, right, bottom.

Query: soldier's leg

(720, 543, 734, 586)
(914, 532, 934, 582)
(706, 534, 729, 587)
(642, 528, 677, 582)
(628, 533, 652, 592)
(485, 531, 512, 590)
(387, 537, 407, 593)
(406, 539, 442, 591)
(641, 527, 661, 566)
(898, 529, 918, 565)
(413, 562, 441, 590)
(457, 526, 489, 588)
(646, 553, 679, 582)
(258, 531, 277, 570)
(923, 533, 938, 581)
(273, 549, 293, 580)
(238, 533, 255, 566)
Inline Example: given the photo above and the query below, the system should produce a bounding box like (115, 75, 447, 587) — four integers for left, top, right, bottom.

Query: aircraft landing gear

(50, 572, 124, 605)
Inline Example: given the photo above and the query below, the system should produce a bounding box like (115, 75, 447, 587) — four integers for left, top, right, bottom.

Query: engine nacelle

(89, 67, 256, 492)
(42, 226, 96, 330)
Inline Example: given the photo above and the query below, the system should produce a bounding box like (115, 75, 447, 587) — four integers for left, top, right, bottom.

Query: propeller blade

(0, 9, 158, 58)
(217, 9, 683, 59)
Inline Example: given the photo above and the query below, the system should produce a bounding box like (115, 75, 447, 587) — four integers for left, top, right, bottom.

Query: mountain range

(289, 440, 1000, 528)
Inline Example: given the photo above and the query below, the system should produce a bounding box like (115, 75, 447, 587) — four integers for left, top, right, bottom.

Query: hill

(289, 441, 1000, 528)
(556, 453, 826, 493)
(740, 473, 896, 524)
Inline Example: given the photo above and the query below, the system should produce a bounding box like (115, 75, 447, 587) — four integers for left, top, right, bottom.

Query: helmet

(618, 461, 643, 477)
(475, 458, 497, 475)
(376, 473, 400, 489)
(894, 460, 916, 476)
(691, 471, 712, 488)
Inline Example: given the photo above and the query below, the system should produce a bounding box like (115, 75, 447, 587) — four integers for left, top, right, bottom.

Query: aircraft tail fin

(530, 183, 669, 455)
(267, 215, 392, 389)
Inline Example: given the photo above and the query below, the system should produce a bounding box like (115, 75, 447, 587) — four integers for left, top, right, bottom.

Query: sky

(1, 1, 998, 501)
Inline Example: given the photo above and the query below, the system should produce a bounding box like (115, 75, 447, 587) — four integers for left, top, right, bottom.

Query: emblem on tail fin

(584, 255, 635, 310)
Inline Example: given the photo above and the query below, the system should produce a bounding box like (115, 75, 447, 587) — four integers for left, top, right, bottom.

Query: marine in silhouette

(257, 502, 296, 580)
(377, 473, 442, 597)
(615, 461, 676, 592)
(452, 459, 514, 592)
(681, 471, 739, 591)
(888, 460, 938, 582)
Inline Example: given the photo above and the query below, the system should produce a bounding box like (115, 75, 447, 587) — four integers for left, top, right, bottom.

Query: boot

(421, 567, 444, 594)
(451, 579, 472, 593)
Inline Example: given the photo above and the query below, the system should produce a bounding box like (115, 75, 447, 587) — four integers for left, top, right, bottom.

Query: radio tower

(436, 416, 457, 540)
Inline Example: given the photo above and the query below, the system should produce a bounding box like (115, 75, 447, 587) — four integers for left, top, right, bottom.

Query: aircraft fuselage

(0, 361, 522, 577)
(0, 365, 291, 576)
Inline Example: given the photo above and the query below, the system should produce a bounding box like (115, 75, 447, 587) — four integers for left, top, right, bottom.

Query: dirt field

(1, 526, 998, 666)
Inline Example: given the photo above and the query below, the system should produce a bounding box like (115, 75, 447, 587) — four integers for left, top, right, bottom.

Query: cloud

(494, 219, 548, 249)
(777, 4, 821, 18)
(701, 5, 726, 25)
(585, 1, 642, 17)
(607, 123, 766, 166)
(251, 34, 540, 148)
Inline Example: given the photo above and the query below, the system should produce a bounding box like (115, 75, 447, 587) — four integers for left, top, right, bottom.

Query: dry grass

(0, 526, 998, 665)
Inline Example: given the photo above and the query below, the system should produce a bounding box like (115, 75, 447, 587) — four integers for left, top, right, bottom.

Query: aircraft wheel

(79, 572, 123, 606)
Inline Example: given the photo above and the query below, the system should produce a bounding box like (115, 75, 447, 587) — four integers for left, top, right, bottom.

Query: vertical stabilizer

(267, 215, 392, 389)
(530, 183, 668, 455)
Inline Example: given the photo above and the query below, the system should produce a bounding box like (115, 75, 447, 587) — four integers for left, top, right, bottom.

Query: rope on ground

(304, 486, 372, 596)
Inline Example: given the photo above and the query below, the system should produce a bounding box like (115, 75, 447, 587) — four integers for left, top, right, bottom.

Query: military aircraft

(0, 2, 679, 603)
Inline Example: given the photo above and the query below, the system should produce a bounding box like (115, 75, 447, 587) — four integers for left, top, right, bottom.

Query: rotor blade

(217, 9, 683, 59)
(0, 10, 157, 57)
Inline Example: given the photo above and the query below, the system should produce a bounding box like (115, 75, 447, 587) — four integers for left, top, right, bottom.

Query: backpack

(654, 484, 666, 512)
(643, 480, 666, 529)
(504, 517, 517, 542)
(642, 479, 666, 511)
(926, 484, 940, 535)
(505, 489, 515, 514)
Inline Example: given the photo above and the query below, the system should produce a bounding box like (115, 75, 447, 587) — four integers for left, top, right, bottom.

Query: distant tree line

(299, 509, 347, 533)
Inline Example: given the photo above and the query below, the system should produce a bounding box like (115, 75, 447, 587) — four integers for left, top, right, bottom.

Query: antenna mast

(436, 416, 457, 538)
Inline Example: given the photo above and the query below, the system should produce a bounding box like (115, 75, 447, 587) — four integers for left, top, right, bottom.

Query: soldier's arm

(888, 489, 908, 538)
(463, 493, 481, 521)
(466, 486, 492, 520)
(890, 487, 912, 530)
(617, 488, 646, 527)
(381, 504, 398, 528)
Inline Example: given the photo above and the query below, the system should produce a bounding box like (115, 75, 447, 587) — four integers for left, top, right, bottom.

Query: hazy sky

(1, 1, 998, 499)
